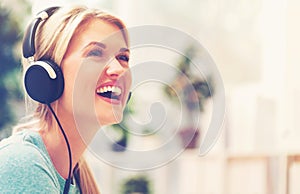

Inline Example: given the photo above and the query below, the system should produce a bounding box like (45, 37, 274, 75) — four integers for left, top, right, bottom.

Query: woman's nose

(105, 58, 125, 79)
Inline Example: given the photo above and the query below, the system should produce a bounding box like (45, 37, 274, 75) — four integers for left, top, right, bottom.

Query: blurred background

(1, 0, 300, 193)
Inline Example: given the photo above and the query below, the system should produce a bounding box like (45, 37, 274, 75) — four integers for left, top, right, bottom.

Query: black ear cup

(24, 60, 64, 104)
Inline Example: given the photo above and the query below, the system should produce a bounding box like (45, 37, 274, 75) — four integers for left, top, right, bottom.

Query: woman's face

(60, 19, 131, 127)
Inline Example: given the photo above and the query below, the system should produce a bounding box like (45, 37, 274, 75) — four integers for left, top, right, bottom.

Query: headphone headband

(22, 6, 60, 59)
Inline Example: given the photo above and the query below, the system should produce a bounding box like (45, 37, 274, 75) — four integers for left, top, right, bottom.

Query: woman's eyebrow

(83, 41, 106, 50)
(119, 47, 130, 53)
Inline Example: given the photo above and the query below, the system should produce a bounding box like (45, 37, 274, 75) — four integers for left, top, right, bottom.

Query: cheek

(60, 59, 98, 115)
(64, 58, 105, 98)
(126, 69, 132, 85)
(121, 68, 132, 91)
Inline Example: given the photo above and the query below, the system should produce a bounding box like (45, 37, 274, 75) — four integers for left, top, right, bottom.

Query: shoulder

(0, 138, 45, 168)
(0, 131, 48, 166)
(0, 132, 60, 193)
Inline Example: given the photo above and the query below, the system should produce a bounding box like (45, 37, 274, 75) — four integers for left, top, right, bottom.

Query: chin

(110, 113, 123, 124)
(97, 111, 124, 126)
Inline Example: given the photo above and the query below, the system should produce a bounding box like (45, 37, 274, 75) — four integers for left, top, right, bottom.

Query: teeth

(96, 86, 122, 96)
(112, 87, 122, 96)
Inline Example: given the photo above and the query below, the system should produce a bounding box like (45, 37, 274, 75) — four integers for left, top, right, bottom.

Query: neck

(39, 113, 98, 179)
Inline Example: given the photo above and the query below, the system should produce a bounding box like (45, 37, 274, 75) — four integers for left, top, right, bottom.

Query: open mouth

(96, 85, 122, 101)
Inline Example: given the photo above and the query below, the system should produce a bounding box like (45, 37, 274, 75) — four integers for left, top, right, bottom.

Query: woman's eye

(87, 49, 103, 57)
(116, 54, 129, 62)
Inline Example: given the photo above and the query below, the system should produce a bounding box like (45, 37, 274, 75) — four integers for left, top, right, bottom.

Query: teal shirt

(0, 130, 80, 194)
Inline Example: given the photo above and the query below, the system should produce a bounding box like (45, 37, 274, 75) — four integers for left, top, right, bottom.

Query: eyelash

(87, 49, 103, 57)
(116, 54, 129, 62)
(86, 49, 129, 65)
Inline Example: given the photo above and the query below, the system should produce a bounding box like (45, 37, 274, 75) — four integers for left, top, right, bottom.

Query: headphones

(22, 6, 64, 104)
(22, 7, 132, 105)
(22, 6, 132, 194)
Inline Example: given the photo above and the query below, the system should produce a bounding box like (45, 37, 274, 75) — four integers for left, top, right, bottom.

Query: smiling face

(59, 18, 131, 127)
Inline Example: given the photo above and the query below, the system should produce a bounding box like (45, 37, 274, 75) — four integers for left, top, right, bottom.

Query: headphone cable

(47, 104, 72, 194)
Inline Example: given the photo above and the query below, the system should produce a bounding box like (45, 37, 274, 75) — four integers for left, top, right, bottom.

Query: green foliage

(164, 46, 214, 112)
(121, 175, 152, 194)
(0, 6, 24, 136)
(110, 101, 134, 151)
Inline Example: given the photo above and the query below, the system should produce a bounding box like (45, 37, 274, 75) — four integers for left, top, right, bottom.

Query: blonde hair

(15, 5, 129, 194)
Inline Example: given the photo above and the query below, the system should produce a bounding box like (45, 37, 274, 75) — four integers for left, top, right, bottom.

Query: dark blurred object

(111, 104, 134, 152)
(164, 46, 214, 149)
(179, 127, 200, 149)
(121, 175, 152, 194)
(164, 46, 214, 112)
(0, 6, 24, 138)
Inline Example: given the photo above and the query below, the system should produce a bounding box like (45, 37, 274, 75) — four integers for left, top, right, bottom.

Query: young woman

(0, 5, 131, 193)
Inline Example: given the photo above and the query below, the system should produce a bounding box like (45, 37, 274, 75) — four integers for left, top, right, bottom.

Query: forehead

(68, 19, 127, 52)
(79, 19, 120, 38)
